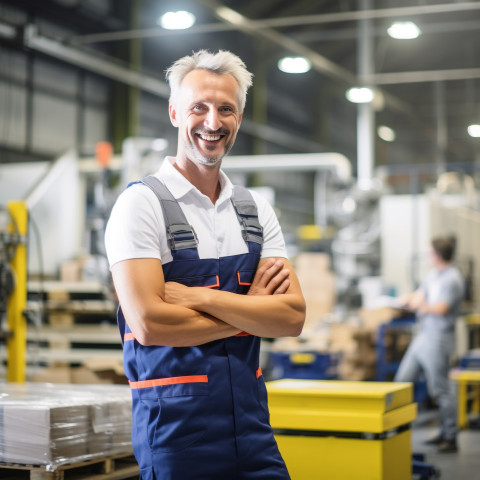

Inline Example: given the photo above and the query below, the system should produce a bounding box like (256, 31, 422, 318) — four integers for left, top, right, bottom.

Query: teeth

(199, 134, 221, 141)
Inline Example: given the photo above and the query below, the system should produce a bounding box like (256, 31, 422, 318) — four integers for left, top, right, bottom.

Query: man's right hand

(247, 258, 290, 296)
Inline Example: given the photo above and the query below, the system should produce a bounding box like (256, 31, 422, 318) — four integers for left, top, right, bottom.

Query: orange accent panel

(235, 332, 251, 337)
(205, 275, 220, 288)
(124, 332, 135, 341)
(237, 271, 252, 286)
(256, 367, 263, 379)
(129, 375, 208, 389)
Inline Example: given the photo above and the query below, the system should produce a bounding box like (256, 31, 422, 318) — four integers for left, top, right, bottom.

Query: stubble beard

(186, 132, 234, 167)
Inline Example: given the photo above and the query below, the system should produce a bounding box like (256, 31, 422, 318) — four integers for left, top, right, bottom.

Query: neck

(172, 157, 222, 204)
(436, 261, 451, 271)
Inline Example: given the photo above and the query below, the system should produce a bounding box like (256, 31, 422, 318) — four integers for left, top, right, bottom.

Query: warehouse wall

(0, 46, 109, 159)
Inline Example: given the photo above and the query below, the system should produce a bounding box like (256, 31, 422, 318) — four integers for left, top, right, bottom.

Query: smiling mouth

(195, 130, 228, 145)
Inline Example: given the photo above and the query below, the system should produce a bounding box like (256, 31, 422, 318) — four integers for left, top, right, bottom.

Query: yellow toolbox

(267, 379, 417, 480)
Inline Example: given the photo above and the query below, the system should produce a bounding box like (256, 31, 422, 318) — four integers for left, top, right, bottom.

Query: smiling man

(105, 50, 305, 480)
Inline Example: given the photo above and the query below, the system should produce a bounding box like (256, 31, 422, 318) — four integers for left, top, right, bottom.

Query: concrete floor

(411, 410, 480, 479)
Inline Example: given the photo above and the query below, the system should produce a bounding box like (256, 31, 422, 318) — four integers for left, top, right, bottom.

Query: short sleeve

(104, 184, 166, 269)
(250, 190, 288, 259)
(440, 273, 464, 308)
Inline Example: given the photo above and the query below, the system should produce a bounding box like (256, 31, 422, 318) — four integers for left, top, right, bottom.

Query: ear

(169, 104, 179, 127)
(237, 112, 243, 129)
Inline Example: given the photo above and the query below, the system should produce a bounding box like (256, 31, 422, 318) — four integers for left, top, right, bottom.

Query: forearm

(112, 259, 241, 347)
(419, 301, 450, 316)
(402, 290, 425, 310)
(124, 301, 241, 347)
(191, 290, 305, 338)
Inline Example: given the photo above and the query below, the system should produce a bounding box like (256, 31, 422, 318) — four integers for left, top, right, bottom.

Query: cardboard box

(358, 307, 404, 331)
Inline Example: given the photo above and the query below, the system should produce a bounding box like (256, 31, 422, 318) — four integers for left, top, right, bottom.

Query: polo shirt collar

(157, 157, 234, 203)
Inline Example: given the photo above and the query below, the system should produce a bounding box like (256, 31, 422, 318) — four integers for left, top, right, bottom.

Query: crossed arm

(111, 257, 305, 347)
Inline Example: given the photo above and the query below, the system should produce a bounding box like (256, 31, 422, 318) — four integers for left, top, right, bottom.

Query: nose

(204, 108, 221, 131)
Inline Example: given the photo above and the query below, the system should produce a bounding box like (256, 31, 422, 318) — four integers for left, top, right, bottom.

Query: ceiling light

(387, 21, 421, 40)
(377, 125, 396, 142)
(345, 87, 374, 104)
(468, 124, 480, 138)
(158, 11, 196, 30)
(278, 57, 311, 74)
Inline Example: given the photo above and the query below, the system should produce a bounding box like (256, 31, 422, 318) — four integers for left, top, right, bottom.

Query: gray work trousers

(394, 330, 457, 440)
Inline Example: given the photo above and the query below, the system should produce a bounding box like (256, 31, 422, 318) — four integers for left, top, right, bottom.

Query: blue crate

(459, 350, 480, 369)
(270, 352, 340, 380)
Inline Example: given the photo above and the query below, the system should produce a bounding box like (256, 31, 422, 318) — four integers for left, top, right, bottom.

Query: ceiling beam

(70, 2, 480, 45)
(242, 1, 480, 29)
(371, 68, 480, 85)
(200, 0, 412, 116)
(21, 24, 325, 153)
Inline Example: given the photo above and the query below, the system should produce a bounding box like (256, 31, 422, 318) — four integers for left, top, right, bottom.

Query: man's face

(169, 69, 243, 167)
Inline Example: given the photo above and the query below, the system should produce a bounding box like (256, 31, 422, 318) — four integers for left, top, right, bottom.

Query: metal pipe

(356, 0, 375, 188)
(434, 81, 447, 174)
(223, 153, 352, 227)
(222, 153, 352, 183)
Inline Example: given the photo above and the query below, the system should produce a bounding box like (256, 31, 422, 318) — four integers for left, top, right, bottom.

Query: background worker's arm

(165, 257, 306, 338)
(417, 301, 450, 316)
(399, 290, 426, 311)
(400, 289, 450, 316)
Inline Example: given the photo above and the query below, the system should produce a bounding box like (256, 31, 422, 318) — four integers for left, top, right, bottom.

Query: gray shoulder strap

(141, 175, 198, 251)
(231, 186, 263, 246)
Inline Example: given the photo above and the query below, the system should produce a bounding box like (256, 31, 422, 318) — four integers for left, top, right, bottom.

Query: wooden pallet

(0, 453, 139, 480)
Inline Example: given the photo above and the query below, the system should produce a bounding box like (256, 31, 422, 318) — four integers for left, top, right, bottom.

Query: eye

(220, 106, 234, 113)
(192, 104, 205, 112)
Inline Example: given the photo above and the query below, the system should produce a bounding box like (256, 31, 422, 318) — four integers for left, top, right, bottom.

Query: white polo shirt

(105, 157, 287, 268)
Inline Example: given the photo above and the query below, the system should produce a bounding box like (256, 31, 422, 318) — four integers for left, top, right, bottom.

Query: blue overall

(117, 176, 290, 480)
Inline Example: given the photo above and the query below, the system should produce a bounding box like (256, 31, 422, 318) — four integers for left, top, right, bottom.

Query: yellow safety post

(6, 201, 28, 383)
(450, 369, 480, 429)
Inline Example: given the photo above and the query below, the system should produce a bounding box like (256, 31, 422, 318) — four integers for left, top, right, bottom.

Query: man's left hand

(247, 258, 290, 296)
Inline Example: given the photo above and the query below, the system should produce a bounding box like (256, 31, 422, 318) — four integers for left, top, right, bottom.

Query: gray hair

(165, 50, 253, 112)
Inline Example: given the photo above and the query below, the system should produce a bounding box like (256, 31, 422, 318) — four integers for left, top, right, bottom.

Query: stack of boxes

(272, 251, 412, 381)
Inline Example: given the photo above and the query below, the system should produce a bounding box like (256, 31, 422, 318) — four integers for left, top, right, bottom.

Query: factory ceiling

(1, 0, 480, 175)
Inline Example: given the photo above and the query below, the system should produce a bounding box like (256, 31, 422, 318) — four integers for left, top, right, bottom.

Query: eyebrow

(189, 100, 238, 110)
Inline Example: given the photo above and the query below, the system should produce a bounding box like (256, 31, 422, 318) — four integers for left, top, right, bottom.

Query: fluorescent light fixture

(387, 21, 421, 40)
(377, 125, 396, 142)
(468, 124, 480, 138)
(159, 11, 196, 30)
(278, 57, 311, 74)
(346, 87, 374, 104)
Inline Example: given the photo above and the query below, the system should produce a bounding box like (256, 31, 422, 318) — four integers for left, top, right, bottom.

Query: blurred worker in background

(105, 50, 305, 479)
(395, 235, 464, 453)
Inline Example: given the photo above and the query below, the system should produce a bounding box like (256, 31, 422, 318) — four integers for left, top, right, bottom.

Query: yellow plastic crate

(267, 379, 417, 480)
